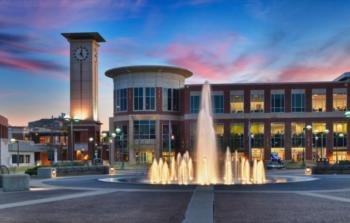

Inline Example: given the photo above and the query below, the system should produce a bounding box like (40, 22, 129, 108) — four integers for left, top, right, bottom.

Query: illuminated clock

(74, 47, 89, 61)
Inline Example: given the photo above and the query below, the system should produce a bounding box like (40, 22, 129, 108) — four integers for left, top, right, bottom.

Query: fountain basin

(99, 174, 317, 185)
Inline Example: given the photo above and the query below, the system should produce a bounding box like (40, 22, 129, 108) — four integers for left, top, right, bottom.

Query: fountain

(148, 81, 267, 185)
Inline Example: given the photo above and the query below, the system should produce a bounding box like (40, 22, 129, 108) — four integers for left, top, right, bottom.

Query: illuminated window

(271, 90, 285, 112)
(312, 89, 326, 112)
(215, 123, 225, 151)
(291, 90, 305, 112)
(230, 91, 244, 113)
(230, 123, 244, 151)
(271, 123, 284, 148)
(333, 123, 347, 148)
(311, 123, 327, 160)
(250, 90, 264, 112)
(250, 123, 264, 148)
(292, 122, 305, 147)
(333, 88, 347, 111)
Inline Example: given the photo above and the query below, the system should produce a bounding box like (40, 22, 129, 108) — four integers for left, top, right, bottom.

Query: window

(312, 123, 327, 160)
(333, 88, 347, 111)
(251, 123, 264, 148)
(271, 123, 284, 148)
(291, 90, 305, 112)
(116, 88, 128, 112)
(312, 89, 326, 112)
(133, 88, 155, 111)
(115, 125, 128, 161)
(215, 124, 225, 151)
(133, 88, 143, 111)
(250, 90, 264, 112)
(230, 91, 244, 113)
(163, 88, 180, 111)
(271, 91, 285, 112)
(190, 95, 200, 114)
(11, 155, 30, 164)
(133, 120, 156, 140)
(162, 123, 179, 158)
(145, 88, 155, 110)
(230, 123, 244, 151)
(212, 94, 224, 113)
(291, 122, 305, 147)
(333, 123, 347, 148)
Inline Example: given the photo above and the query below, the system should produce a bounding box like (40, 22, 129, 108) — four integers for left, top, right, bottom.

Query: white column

(54, 149, 58, 163)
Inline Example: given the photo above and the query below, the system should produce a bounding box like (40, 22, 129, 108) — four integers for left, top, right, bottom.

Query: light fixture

(116, 127, 121, 133)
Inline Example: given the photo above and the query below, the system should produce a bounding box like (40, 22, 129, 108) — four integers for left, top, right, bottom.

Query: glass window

(162, 123, 178, 159)
(271, 92, 285, 112)
(291, 91, 305, 112)
(312, 123, 327, 160)
(145, 88, 155, 110)
(116, 88, 128, 112)
(134, 88, 155, 111)
(163, 88, 180, 111)
(190, 95, 200, 114)
(251, 123, 264, 148)
(333, 88, 347, 111)
(215, 123, 225, 151)
(291, 122, 305, 147)
(115, 125, 128, 161)
(133, 120, 156, 140)
(230, 123, 244, 151)
(333, 123, 347, 148)
(271, 123, 284, 148)
(230, 91, 244, 113)
(312, 89, 326, 112)
(250, 91, 264, 113)
(133, 88, 143, 111)
(212, 95, 224, 113)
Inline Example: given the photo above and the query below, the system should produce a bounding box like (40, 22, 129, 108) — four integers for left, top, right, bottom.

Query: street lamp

(302, 125, 312, 167)
(10, 138, 19, 167)
(101, 132, 116, 166)
(115, 127, 125, 169)
(64, 115, 80, 161)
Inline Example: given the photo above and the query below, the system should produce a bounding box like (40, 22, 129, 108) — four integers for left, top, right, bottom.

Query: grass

(8, 166, 35, 174)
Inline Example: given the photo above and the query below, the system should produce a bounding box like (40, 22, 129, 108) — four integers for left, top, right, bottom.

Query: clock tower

(62, 32, 105, 161)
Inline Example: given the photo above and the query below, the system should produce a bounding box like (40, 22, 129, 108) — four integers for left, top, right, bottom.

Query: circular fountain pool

(99, 174, 317, 185)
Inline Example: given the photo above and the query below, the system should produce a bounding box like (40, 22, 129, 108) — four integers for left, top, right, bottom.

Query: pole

(168, 120, 172, 162)
(121, 133, 125, 169)
(70, 121, 74, 161)
(16, 141, 19, 167)
(248, 120, 251, 161)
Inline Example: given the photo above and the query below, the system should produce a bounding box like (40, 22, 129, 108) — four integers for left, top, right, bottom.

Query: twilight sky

(1, 0, 350, 130)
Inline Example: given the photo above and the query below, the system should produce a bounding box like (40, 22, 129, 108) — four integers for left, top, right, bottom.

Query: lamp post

(10, 138, 19, 167)
(303, 124, 312, 167)
(321, 129, 329, 162)
(116, 127, 125, 169)
(64, 115, 80, 161)
(102, 132, 116, 166)
(89, 137, 94, 163)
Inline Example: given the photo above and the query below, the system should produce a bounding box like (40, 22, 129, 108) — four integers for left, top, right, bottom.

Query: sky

(1, 0, 350, 130)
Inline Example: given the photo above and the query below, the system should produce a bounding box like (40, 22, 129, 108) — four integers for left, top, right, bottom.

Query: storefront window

(333, 88, 347, 111)
(333, 123, 347, 149)
(133, 120, 155, 140)
(292, 122, 305, 147)
(215, 123, 225, 151)
(312, 89, 326, 112)
(251, 123, 264, 148)
(312, 123, 327, 160)
(250, 90, 264, 112)
(230, 91, 244, 113)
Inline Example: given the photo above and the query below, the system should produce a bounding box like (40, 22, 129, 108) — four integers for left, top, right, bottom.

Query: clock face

(74, 47, 89, 61)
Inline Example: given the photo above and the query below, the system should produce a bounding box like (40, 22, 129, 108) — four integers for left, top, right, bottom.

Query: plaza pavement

(0, 170, 350, 223)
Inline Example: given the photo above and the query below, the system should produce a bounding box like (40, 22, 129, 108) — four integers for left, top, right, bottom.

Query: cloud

(0, 52, 68, 80)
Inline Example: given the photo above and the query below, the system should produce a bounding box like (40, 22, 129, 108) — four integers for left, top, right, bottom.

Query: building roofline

(61, 32, 105, 42)
(0, 114, 8, 126)
(105, 65, 193, 78)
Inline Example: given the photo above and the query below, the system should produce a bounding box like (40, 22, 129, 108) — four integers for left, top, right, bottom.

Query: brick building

(106, 65, 350, 164)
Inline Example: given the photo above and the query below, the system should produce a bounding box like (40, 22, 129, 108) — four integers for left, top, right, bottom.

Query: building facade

(106, 66, 350, 164)
(0, 114, 9, 166)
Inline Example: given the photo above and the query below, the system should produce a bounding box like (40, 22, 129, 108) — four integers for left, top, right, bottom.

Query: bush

(25, 166, 48, 176)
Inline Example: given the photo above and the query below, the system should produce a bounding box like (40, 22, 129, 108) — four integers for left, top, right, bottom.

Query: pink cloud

(0, 52, 68, 80)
